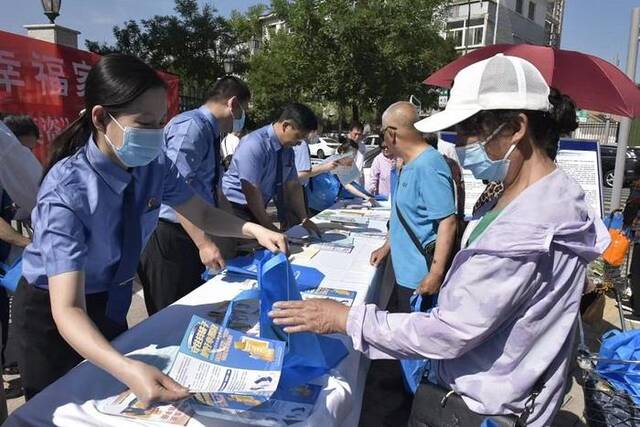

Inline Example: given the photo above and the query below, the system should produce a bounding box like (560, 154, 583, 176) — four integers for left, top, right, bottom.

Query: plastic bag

(602, 229, 630, 267)
(596, 328, 640, 405)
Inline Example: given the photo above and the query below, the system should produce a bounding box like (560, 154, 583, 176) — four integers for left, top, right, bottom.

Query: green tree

(86, 0, 234, 87)
(239, 0, 456, 125)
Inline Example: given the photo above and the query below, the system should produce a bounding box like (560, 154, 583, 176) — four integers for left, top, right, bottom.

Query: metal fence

(178, 85, 206, 113)
(573, 121, 620, 145)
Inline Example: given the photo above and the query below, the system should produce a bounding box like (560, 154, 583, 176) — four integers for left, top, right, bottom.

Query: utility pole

(611, 7, 640, 211)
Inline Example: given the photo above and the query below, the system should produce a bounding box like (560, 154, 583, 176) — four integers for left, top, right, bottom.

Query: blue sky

(0, 0, 639, 79)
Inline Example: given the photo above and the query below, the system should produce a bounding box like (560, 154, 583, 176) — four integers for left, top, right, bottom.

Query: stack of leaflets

(97, 315, 324, 426)
(301, 287, 357, 307)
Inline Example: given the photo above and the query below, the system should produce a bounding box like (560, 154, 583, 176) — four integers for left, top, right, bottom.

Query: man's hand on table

(301, 218, 322, 239)
(269, 299, 349, 335)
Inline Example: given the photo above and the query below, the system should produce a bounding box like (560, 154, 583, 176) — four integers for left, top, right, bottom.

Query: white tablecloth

(5, 200, 390, 427)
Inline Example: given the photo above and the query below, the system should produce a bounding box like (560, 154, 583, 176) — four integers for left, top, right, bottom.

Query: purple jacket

(347, 169, 610, 425)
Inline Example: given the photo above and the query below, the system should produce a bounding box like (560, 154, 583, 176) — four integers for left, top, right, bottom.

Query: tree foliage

(86, 0, 233, 87)
(242, 0, 457, 125)
(86, 0, 457, 125)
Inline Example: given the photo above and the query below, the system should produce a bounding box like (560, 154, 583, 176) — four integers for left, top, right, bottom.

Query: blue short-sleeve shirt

(22, 137, 195, 293)
(390, 147, 455, 289)
(222, 124, 297, 206)
(159, 105, 221, 222)
(293, 141, 312, 186)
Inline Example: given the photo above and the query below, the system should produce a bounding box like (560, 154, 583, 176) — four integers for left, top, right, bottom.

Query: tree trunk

(351, 102, 360, 124)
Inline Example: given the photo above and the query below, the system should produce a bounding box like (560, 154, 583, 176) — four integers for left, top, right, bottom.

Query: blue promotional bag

(0, 257, 22, 292)
(206, 250, 324, 291)
(400, 293, 437, 393)
(221, 252, 349, 389)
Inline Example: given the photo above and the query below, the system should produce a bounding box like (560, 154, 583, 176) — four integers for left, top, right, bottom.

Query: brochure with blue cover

(191, 383, 322, 426)
(302, 287, 357, 307)
(167, 315, 285, 395)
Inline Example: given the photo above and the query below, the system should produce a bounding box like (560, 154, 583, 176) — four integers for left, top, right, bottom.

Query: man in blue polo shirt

(138, 76, 251, 315)
(222, 103, 321, 236)
(371, 101, 457, 305)
(366, 101, 458, 422)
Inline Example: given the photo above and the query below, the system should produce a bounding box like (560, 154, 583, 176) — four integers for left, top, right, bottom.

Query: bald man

(371, 101, 457, 304)
(364, 102, 457, 421)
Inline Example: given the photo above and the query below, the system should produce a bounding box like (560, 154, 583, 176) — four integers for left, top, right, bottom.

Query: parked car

(363, 134, 382, 151)
(309, 136, 340, 159)
(600, 145, 637, 188)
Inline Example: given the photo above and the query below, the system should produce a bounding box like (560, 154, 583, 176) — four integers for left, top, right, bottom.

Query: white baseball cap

(415, 54, 551, 133)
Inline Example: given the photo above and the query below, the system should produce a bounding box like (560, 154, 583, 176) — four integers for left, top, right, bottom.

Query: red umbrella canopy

(424, 44, 640, 118)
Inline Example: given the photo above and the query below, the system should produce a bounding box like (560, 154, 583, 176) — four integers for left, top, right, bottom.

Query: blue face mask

(104, 114, 164, 168)
(455, 123, 517, 182)
(232, 107, 245, 133)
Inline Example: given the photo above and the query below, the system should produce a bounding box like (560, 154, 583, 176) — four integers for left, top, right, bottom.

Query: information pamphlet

(302, 287, 357, 307)
(326, 152, 360, 186)
(191, 383, 322, 426)
(97, 316, 326, 426)
(96, 390, 194, 425)
(167, 315, 285, 395)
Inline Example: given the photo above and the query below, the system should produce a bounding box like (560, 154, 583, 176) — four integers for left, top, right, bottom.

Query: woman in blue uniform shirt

(14, 54, 287, 404)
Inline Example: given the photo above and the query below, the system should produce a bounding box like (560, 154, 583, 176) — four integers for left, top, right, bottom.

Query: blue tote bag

(400, 293, 437, 393)
(220, 252, 349, 389)
(257, 251, 349, 388)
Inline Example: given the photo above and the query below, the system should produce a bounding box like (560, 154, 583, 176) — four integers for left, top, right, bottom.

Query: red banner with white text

(0, 30, 180, 163)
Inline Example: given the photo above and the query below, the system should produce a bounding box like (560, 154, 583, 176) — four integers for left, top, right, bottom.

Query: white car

(363, 134, 382, 152)
(309, 136, 340, 159)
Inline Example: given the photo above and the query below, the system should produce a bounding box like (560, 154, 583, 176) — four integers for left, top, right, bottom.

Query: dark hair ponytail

(45, 53, 167, 176)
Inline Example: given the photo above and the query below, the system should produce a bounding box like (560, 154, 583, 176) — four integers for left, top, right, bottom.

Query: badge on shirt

(147, 197, 160, 209)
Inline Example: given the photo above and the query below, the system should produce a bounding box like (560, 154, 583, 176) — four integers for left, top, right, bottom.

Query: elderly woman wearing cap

(270, 54, 611, 426)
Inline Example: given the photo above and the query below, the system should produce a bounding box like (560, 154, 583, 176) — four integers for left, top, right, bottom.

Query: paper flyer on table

(167, 315, 285, 395)
(316, 211, 369, 226)
(96, 390, 194, 425)
(302, 287, 357, 307)
(190, 383, 322, 426)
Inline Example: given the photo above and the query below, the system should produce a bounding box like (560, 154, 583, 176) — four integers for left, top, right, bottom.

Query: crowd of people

(0, 51, 612, 426)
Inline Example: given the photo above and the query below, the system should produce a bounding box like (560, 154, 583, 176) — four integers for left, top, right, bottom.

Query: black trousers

(138, 220, 205, 316)
(0, 287, 9, 368)
(13, 278, 126, 400)
(359, 283, 415, 427)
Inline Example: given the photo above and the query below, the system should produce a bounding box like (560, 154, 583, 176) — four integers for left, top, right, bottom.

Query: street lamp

(223, 58, 234, 75)
(41, 0, 61, 24)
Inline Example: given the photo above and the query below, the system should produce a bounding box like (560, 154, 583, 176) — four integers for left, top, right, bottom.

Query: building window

(528, 1, 536, 20)
(448, 29, 464, 48)
(515, 0, 523, 14)
(267, 25, 277, 38)
(469, 26, 484, 46)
